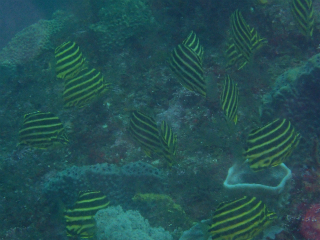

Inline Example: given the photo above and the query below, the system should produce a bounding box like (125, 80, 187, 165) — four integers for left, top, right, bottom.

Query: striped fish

(220, 75, 239, 124)
(208, 196, 277, 240)
(63, 67, 110, 108)
(250, 28, 268, 52)
(160, 121, 178, 168)
(244, 119, 300, 171)
(65, 190, 110, 238)
(55, 41, 85, 80)
(225, 42, 247, 70)
(129, 111, 162, 157)
(182, 31, 204, 62)
(231, 10, 253, 63)
(169, 44, 206, 97)
(18, 111, 69, 149)
(227, 10, 267, 70)
(291, 0, 314, 38)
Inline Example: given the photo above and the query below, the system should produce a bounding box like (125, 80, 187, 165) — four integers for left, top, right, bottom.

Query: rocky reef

(2, 0, 320, 239)
(260, 53, 320, 154)
(89, 0, 154, 54)
(43, 161, 165, 208)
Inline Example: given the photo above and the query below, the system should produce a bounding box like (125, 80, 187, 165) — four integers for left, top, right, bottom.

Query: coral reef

(2, 0, 320, 239)
(132, 193, 193, 230)
(300, 204, 320, 239)
(94, 205, 173, 240)
(260, 53, 320, 160)
(178, 220, 210, 240)
(0, 11, 73, 66)
(133, 193, 185, 213)
(43, 161, 165, 208)
(89, 0, 154, 54)
(260, 53, 320, 131)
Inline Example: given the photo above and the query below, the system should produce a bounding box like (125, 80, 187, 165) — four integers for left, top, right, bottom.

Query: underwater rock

(223, 163, 292, 207)
(262, 226, 285, 240)
(300, 203, 320, 239)
(179, 220, 210, 240)
(0, 10, 75, 86)
(260, 53, 320, 144)
(43, 161, 165, 208)
(94, 205, 173, 240)
(132, 193, 193, 231)
(89, 0, 154, 54)
(0, 11, 73, 66)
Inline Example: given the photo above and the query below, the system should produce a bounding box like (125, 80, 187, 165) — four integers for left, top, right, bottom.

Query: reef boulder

(260, 53, 320, 142)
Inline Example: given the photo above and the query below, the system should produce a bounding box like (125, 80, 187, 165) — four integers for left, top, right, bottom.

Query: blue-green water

(0, 0, 319, 239)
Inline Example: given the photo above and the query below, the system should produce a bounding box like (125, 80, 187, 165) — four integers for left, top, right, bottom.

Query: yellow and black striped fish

(55, 41, 85, 80)
(220, 75, 239, 124)
(225, 42, 247, 70)
(230, 10, 253, 64)
(291, 0, 314, 38)
(250, 27, 268, 52)
(129, 111, 163, 157)
(227, 10, 267, 70)
(169, 44, 206, 97)
(244, 119, 300, 171)
(160, 121, 178, 168)
(208, 196, 277, 240)
(182, 31, 204, 62)
(18, 111, 69, 149)
(63, 67, 110, 108)
(65, 190, 110, 238)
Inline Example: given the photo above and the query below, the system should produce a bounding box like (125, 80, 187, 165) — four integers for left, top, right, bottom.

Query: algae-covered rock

(260, 53, 320, 143)
(132, 193, 193, 231)
(43, 161, 165, 208)
(0, 11, 74, 66)
(89, 0, 154, 54)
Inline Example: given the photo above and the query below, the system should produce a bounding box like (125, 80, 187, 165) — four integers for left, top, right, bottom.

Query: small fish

(291, 0, 314, 38)
(227, 10, 267, 69)
(160, 121, 178, 168)
(225, 42, 247, 70)
(65, 190, 110, 238)
(230, 10, 253, 63)
(182, 31, 204, 62)
(63, 67, 111, 108)
(55, 41, 85, 80)
(169, 44, 206, 97)
(250, 27, 268, 52)
(220, 75, 239, 124)
(18, 111, 69, 149)
(244, 119, 300, 171)
(207, 196, 277, 240)
(129, 111, 163, 157)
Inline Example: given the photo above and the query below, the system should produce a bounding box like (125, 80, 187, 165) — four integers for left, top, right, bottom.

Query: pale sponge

(223, 162, 293, 210)
(223, 163, 292, 195)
